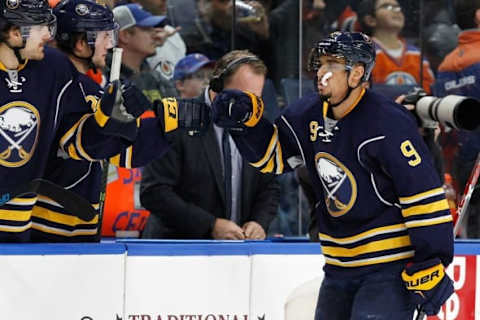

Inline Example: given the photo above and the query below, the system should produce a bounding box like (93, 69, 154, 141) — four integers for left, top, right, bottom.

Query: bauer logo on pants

(315, 152, 357, 217)
(0, 102, 40, 168)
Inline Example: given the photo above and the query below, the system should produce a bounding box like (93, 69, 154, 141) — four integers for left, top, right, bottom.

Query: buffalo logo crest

(315, 152, 357, 217)
(0, 102, 40, 167)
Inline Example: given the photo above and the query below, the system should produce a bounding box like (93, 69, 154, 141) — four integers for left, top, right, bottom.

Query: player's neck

(331, 86, 363, 120)
(373, 30, 402, 50)
(0, 44, 20, 69)
(68, 54, 89, 74)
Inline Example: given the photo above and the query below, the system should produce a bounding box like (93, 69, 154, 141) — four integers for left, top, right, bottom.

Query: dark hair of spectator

(356, 0, 379, 36)
(454, 0, 480, 30)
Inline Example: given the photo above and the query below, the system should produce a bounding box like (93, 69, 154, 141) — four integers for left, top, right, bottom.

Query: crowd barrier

(0, 239, 478, 320)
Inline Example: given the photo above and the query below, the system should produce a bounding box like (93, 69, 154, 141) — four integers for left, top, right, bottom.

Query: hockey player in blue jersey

(211, 32, 454, 319)
(0, 0, 153, 241)
(26, 0, 210, 241)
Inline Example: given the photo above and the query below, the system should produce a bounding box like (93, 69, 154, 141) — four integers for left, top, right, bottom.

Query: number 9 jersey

(230, 89, 453, 277)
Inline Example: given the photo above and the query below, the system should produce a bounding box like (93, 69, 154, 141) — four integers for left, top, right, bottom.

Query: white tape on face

(321, 72, 332, 86)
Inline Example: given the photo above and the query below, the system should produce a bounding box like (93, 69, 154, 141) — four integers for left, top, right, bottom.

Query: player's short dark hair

(212, 50, 267, 87)
(0, 18, 15, 43)
(56, 32, 87, 53)
(454, 0, 480, 30)
(356, 0, 379, 36)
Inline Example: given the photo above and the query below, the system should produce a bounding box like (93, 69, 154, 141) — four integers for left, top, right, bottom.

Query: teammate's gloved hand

(401, 258, 454, 315)
(120, 80, 151, 118)
(155, 97, 211, 135)
(94, 80, 137, 141)
(211, 89, 264, 130)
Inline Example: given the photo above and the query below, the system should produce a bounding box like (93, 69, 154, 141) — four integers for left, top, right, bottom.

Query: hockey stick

(95, 47, 124, 241)
(1, 178, 97, 221)
(453, 151, 480, 236)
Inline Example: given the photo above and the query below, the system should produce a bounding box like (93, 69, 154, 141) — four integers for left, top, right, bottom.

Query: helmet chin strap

(5, 38, 26, 66)
(329, 70, 360, 107)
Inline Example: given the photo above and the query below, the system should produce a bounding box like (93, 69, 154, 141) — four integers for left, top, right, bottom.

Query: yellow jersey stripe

(68, 143, 81, 160)
(399, 187, 445, 204)
(94, 101, 109, 127)
(110, 154, 120, 166)
(405, 215, 453, 228)
(0, 209, 32, 221)
(402, 199, 449, 217)
(31, 223, 98, 237)
(0, 222, 32, 233)
(32, 206, 98, 225)
(251, 125, 278, 168)
(60, 114, 86, 151)
(75, 115, 95, 162)
(319, 223, 407, 245)
(322, 236, 411, 258)
(7, 197, 38, 205)
(325, 250, 415, 267)
(260, 154, 275, 173)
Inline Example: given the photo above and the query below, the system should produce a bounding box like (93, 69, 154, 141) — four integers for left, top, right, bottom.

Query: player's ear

(348, 64, 365, 88)
(74, 38, 89, 56)
(475, 8, 480, 26)
(7, 26, 22, 45)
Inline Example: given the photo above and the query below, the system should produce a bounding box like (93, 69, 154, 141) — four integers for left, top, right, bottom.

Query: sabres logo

(315, 152, 357, 217)
(5, 0, 19, 10)
(0, 102, 40, 167)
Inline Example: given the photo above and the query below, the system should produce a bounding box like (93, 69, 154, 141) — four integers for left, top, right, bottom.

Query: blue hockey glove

(401, 258, 454, 316)
(155, 97, 211, 135)
(212, 89, 264, 130)
(94, 80, 137, 141)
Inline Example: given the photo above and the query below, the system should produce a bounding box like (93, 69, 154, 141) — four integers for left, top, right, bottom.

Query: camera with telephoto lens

(235, 0, 264, 23)
(403, 87, 480, 130)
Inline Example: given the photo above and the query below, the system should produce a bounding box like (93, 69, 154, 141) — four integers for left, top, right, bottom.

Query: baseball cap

(113, 3, 167, 31)
(173, 53, 215, 80)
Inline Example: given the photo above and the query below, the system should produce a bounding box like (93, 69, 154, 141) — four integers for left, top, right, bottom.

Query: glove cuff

(402, 260, 445, 291)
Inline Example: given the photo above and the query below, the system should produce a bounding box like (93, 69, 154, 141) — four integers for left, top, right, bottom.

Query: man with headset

(140, 50, 280, 239)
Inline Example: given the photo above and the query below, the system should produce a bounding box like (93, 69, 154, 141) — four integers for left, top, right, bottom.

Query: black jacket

(140, 95, 280, 239)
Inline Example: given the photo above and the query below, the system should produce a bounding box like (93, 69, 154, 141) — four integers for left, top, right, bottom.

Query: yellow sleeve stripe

(325, 250, 415, 267)
(0, 209, 32, 221)
(59, 113, 89, 151)
(275, 140, 284, 174)
(94, 101, 109, 127)
(322, 235, 411, 258)
(68, 143, 81, 160)
(319, 223, 407, 245)
(402, 199, 449, 217)
(260, 155, 275, 173)
(0, 222, 32, 233)
(75, 114, 95, 162)
(399, 187, 445, 204)
(32, 205, 99, 225)
(125, 146, 133, 169)
(405, 215, 453, 228)
(109, 154, 120, 166)
(251, 125, 278, 168)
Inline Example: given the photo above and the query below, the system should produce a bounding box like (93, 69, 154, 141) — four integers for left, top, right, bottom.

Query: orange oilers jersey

(372, 38, 435, 93)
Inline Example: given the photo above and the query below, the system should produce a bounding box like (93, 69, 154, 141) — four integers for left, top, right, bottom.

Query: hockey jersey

(0, 47, 133, 242)
(433, 30, 480, 163)
(231, 89, 453, 276)
(30, 72, 170, 241)
(372, 38, 435, 94)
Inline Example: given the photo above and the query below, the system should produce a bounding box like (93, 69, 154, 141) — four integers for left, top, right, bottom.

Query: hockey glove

(212, 89, 264, 131)
(401, 258, 454, 315)
(120, 80, 152, 118)
(95, 80, 138, 141)
(156, 97, 211, 135)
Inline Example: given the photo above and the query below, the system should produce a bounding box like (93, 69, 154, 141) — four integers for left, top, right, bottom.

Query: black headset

(209, 55, 260, 93)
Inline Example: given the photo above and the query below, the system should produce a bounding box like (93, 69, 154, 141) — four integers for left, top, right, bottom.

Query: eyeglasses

(376, 3, 402, 12)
